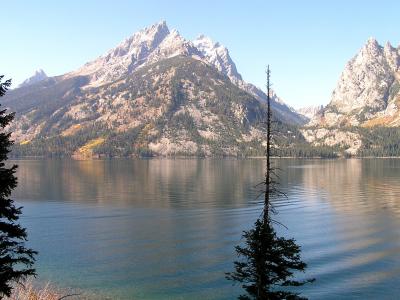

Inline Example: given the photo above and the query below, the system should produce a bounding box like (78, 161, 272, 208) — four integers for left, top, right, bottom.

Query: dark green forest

(357, 126, 400, 157)
(13, 125, 400, 158)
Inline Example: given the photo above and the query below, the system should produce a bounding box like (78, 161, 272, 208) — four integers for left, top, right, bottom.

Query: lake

(11, 158, 400, 299)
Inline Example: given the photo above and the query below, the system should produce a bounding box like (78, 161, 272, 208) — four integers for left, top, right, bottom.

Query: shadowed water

(12, 159, 400, 299)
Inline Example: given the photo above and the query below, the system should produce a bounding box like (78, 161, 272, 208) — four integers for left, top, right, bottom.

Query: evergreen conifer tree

(0, 76, 36, 298)
(227, 67, 313, 299)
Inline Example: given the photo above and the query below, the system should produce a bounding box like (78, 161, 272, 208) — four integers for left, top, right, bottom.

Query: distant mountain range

(5, 22, 400, 157)
(5, 21, 307, 157)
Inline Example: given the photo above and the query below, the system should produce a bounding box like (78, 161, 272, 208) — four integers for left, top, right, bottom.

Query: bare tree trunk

(264, 65, 271, 223)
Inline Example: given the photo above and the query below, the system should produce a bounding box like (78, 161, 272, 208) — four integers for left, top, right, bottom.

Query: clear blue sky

(2, 0, 399, 108)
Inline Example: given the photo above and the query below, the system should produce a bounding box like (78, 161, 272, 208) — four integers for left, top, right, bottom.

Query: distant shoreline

(9, 155, 400, 160)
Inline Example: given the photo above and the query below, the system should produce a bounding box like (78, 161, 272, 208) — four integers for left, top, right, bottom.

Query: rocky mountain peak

(384, 41, 393, 50)
(129, 20, 169, 44)
(18, 69, 48, 88)
(309, 38, 400, 128)
(145, 28, 202, 65)
(384, 41, 400, 73)
(131, 20, 169, 44)
(193, 35, 216, 51)
(357, 37, 382, 59)
(193, 35, 242, 83)
(49, 21, 304, 125)
(104, 21, 170, 62)
(73, 21, 246, 91)
(73, 21, 172, 85)
(34, 69, 46, 76)
(5, 21, 308, 158)
(366, 37, 379, 47)
(330, 38, 394, 112)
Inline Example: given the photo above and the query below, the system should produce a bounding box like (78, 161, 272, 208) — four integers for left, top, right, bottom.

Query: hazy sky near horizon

(2, 0, 399, 108)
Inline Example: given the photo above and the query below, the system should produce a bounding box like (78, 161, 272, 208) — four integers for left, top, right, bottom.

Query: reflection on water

(15, 159, 264, 208)
(12, 159, 400, 299)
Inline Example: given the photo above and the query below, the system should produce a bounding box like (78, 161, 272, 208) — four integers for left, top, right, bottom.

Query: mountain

(4, 21, 306, 157)
(18, 69, 47, 88)
(302, 38, 400, 155)
(193, 35, 242, 84)
(309, 38, 400, 127)
(297, 105, 323, 120)
(193, 34, 305, 125)
(69, 21, 202, 86)
(68, 21, 304, 125)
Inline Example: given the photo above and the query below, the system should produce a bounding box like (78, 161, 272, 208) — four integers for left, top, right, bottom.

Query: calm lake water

(11, 158, 400, 299)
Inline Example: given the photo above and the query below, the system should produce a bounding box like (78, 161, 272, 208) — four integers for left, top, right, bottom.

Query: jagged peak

(166, 28, 184, 40)
(18, 69, 48, 88)
(34, 69, 46, 75)
(156, 20, 167, 28)
(68, 21, 294, 123)
(363, 37, 382, 51)
(75, 21, 172, 78)
(316, 36, 400, 127)
(141, 20, 169, 35)
(194, 35, 215, 48)
(367, 36, 378, 44)
(383, 41, 398, 56)
(353, 37, 383, 62)
(385, 41, 393, 49)
(193, 35, 232, 63)
(153, 27, 199, 53)
(127, 20, 170, 47)
(193, 35, 226, 52)
(108, 21, 170, 53)
(192, 34, 242, 82)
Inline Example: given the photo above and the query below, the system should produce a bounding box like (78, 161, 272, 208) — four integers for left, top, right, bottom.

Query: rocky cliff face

(302, 38, 400, 155)
(309, 38, 400, 128)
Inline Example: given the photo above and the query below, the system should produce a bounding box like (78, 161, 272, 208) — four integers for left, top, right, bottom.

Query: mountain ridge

(65, 21, 304, 125)
(4, 21, 308, 157)
(8, 27, 400, 157)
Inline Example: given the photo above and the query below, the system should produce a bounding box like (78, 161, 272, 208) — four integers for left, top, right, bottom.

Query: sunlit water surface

(12, 159, 400, 299)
